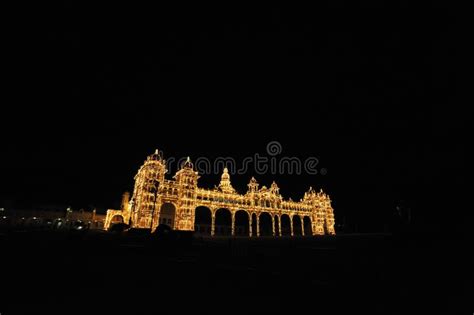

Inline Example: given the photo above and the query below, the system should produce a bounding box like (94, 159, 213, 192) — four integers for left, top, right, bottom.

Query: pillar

(249, 214, 253, 237)
(301, 217, 305, 236)
(278, 215, 282, 236)
(231, 211, 235, 236)
(104, 214, 110, 230)
(151, 215, 156, 232)
(256, 214, 260, 237)
(271, 215, 275, 236)
(211, 211, 215, 236)
(290, 215, 294, 236)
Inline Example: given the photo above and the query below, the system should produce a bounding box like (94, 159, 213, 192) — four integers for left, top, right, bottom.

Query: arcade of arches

(104, 150, 336, 236)
(193, 207, 313, 237)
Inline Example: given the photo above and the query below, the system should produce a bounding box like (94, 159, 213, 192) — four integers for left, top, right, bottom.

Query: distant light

(2, 216, 6, 219)
(0, 208, 5, 211)
(32, 217, 37, 220)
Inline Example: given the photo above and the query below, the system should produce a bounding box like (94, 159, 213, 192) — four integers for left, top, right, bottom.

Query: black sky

(2, 4, 462, 231)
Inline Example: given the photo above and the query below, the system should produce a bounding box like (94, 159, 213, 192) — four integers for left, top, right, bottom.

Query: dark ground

(0, 229, 470, 315)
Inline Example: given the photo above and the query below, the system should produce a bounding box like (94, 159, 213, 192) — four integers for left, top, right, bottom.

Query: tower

(120, 191, 131, 225)
(130, 149, 167, 229)
(247, 177, 259, 193)
(320, 191, 336, 235)
(173, 157, 199, 231)
(218, 167, 236, 193)
(247, 177, 259, 206)
(269, 181, 280, 195)
(303, 187, 335, 235)
(121, 191, 130, 211)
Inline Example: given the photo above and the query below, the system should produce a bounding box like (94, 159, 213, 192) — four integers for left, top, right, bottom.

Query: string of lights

(104, 149, 335, 235)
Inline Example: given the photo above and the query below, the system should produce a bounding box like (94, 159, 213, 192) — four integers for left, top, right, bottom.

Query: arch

(324, 218, 333, 235)
(259, 212, 272, 236)
(274, 215, 280, 236)
(303, 216, 312, 236)
(215, 208, 231, 236)
(234, 210, 250, 236)
(280, 214, 291, 236)
(251, 213, 257, 237)
(159, 202, 176, 229)
(194, 206, 212, 235)
(107, 215, 125, 231)
(292, 215, 302, 236)
(111, 215, 124, 224)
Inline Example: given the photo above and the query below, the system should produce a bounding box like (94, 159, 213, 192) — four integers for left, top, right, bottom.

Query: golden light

(104, 149, 336, 236)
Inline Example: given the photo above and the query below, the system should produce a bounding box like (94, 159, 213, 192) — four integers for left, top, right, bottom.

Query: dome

(221, 167, 230, 180)
(218, 167, 235, 193)
(181, 156, 194, 169)
(149, 149, 163, 161)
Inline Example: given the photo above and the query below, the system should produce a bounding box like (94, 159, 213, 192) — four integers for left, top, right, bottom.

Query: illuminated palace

(104, 150, 336, 236)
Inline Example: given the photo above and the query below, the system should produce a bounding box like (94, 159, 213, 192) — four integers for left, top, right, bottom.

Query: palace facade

(104, 149, 335, 236)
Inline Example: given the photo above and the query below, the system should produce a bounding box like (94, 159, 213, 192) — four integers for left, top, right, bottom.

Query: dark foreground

(0, 229, 469, 315)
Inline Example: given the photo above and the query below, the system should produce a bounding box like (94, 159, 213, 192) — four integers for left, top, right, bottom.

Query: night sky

(3, 5, 462, 231)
